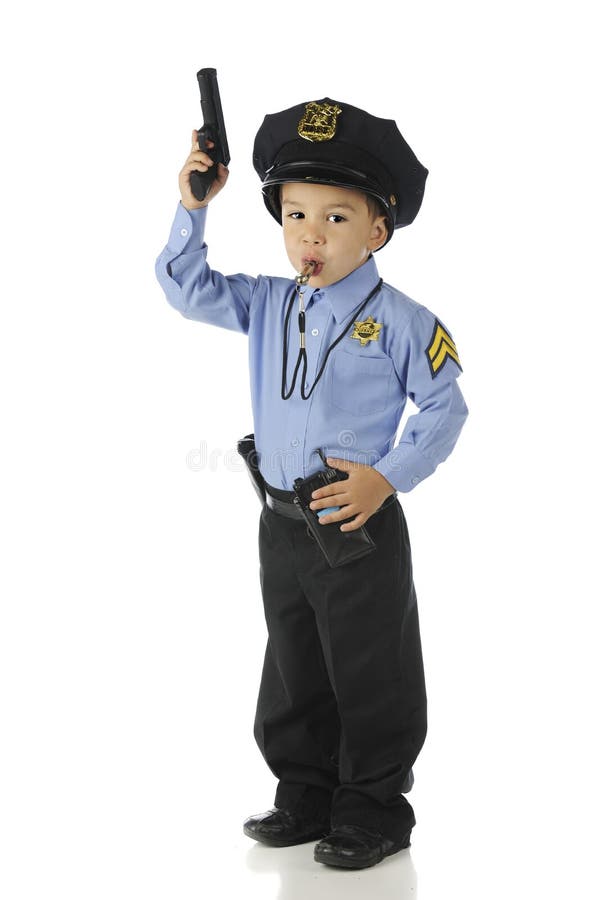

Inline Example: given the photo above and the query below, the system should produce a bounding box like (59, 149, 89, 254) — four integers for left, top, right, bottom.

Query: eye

(287, 211, 304, 220)
(327, 214, 346, 223)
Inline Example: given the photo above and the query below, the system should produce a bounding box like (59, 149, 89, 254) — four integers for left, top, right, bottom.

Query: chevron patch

(425, 318, 462, 378)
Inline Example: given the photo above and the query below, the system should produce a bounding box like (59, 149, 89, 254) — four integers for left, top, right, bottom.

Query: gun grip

(190, 127, 217, 202)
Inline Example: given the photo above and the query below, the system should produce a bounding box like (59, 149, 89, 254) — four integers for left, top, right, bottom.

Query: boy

(155, 97, 468, 869)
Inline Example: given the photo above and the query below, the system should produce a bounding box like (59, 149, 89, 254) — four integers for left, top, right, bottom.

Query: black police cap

(253, 98, 428, 245)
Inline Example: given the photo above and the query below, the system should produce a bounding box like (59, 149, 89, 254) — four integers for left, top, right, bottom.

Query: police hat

(253, 98, 428, 245)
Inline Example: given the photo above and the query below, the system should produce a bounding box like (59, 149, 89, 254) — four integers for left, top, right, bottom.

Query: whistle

(295, 261, 316, 286)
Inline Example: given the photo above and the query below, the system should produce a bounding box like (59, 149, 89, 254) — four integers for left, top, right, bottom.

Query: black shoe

(243, 807, 330, 847)
(314, 824, 411, 869)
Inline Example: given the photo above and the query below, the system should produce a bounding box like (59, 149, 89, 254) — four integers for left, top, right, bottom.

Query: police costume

(155, 98, 468, 868)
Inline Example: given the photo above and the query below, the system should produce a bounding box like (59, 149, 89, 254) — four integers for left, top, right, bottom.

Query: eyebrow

(281, 200, 358, 211)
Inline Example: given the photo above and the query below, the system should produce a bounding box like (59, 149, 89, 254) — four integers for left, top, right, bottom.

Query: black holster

(292, 467, 377, 568)
(237, 433, 266, 504)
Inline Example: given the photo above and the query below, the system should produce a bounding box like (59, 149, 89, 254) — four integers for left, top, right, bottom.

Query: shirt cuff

(166, 202, 208, 254)
(372, 444, 436, 493)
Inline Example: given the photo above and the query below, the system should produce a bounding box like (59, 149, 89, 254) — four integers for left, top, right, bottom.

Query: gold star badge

(350, 315, 383, 347)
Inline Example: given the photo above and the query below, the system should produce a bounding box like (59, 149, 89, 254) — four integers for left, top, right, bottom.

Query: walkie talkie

(190, 68, 230, 202)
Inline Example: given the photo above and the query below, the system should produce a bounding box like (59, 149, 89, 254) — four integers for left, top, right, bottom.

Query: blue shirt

(155, 202, 468, 492)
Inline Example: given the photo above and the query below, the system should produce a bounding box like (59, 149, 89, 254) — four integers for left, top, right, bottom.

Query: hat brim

(263, 160, 392, 210)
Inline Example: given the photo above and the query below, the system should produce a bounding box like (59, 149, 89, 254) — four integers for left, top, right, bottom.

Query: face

(280, 182, 388, 288)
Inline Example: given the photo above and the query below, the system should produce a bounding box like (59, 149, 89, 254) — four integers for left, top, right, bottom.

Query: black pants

(254, 496, 427, 841)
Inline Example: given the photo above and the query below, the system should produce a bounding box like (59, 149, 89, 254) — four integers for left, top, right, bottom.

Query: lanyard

(281, 277, 383, 401)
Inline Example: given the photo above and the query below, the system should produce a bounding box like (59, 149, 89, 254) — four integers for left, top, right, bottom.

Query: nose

(302, 220, 324, 245)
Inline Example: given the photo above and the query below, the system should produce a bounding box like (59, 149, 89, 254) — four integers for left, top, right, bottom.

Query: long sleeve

(154, 202, 255, 335)
(372, 305, 468, 492)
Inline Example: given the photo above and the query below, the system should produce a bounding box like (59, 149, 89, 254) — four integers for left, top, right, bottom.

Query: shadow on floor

(245, 840, 418, 899)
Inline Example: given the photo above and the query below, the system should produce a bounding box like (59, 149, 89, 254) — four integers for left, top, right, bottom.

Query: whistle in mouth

(295, 261, 316, 286)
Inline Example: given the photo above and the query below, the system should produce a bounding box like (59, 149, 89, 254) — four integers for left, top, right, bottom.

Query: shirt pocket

(329, 348, 394, 415)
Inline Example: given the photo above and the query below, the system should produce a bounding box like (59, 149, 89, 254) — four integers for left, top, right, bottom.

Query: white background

(1, 1, 598, 897)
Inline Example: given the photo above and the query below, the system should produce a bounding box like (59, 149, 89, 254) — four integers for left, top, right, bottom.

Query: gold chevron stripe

(428, 324, 457, 362)
(431, 342, 461, 373)
(426, 320, 462, 377)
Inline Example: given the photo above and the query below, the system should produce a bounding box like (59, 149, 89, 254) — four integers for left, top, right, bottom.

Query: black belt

(264, 482, 304, 519)
(264, 482, 397, 521)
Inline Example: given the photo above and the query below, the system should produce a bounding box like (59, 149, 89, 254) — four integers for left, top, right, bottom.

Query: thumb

(327, 456, 348, 468)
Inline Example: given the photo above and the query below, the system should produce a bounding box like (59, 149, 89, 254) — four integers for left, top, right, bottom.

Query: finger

(183, 158, 213, 174)
(310, 492, 348, 511)
(182, 163, 210, 177)
(196, 135, 216, 151)
(191, 131, 215, 152)
(188, 150, 214, 166)
(318, 504, 357, 525)
(311, 484, 337, 500)
(186, 161, 213, 174)
(339, 513, 367, 532)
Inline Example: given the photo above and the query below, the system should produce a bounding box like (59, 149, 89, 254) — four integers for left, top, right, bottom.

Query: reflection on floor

(241, 839, 418, 900)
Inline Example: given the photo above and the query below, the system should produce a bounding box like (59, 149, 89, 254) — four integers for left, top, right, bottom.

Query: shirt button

(411, 476, 420, 485)
(180, 228, 188, 237)
(311, 328, 319, 336)
(291, 438, 300, 447)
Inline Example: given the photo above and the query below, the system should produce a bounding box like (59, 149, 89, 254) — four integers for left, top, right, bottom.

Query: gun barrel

(196, 67, 230, 166)
(197, 68, 218, 124)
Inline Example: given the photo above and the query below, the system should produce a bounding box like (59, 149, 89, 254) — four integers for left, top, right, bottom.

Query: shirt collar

(304, 255, 381, 324)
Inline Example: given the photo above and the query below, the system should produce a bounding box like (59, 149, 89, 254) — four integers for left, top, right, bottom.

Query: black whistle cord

(281, 278, 383, 401)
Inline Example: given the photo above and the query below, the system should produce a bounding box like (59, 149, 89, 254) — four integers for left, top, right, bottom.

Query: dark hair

(364, 193, 383, 219)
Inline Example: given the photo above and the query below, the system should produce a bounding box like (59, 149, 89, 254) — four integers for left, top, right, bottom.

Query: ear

(367, 215, 388, 252)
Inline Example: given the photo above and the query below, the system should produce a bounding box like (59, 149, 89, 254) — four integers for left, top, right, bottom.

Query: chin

(313, 269, 348, 288)
(309, 276, 330, 288)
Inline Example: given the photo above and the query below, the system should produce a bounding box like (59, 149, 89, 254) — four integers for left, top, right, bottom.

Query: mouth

(302, 256, 324, 277)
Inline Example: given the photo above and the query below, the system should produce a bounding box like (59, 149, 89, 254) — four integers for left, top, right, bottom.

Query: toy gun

(189, 68, 230, 202)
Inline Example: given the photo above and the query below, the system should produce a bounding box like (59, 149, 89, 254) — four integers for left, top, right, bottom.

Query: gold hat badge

(298, 101, 342, 142)
(351, 315, 383, 347)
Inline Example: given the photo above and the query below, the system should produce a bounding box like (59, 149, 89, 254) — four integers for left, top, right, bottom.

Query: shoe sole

(243, 824, 329, 848)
